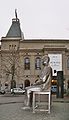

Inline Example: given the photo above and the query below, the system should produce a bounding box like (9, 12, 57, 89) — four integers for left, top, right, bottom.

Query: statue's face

(42, 57, 49, 66)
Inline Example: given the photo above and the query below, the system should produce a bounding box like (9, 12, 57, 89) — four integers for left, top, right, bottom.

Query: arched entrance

(24, 79, 30, 87)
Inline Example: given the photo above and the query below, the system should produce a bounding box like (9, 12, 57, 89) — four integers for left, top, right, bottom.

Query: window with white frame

(24, 57, 30, 70)
(35, 57, 41, 70)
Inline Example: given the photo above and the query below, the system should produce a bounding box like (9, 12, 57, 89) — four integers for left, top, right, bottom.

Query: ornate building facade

(0, 15, 69, 90)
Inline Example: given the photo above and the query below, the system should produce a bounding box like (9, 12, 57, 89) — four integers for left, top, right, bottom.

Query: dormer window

(9, 44, 16, 50)
(9, 45, 11, 49)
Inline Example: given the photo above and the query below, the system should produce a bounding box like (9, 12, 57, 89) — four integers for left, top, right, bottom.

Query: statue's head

(42, 55, 50, 66)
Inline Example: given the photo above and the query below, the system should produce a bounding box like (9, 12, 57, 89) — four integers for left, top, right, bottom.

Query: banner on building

(48, 54, 62, 76)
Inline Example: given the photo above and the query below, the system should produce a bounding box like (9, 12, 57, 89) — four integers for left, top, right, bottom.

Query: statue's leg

(26, 90, 33, 107)
(26, 91, 30, 106)
(24, 89, 27, 105)
(22, 89, 31, 110)
(24, 87, 31, 106)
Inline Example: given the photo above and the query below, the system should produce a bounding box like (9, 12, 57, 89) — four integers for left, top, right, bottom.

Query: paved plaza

(0, 94, 69, 120)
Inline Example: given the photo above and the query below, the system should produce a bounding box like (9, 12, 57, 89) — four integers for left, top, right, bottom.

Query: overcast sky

(0, 0, 69, 39)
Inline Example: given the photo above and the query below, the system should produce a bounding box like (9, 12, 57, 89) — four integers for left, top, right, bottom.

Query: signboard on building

(48, 54, 62, 76)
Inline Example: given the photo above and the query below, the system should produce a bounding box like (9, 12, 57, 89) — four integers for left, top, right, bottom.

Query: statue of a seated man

(23, 55, 52, 109)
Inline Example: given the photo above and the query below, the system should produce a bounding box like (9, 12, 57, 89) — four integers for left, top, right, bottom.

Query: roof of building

(6, 18, 24, 39)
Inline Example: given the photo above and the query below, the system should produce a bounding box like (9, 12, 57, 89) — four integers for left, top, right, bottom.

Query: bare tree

(1, 45, 21, 89)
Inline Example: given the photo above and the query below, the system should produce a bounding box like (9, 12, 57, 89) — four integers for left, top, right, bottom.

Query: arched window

(35, 57, 41, 70)
(24, 79, 30, 87)
(24, 57, 30, 70)
(67, 57, 69, 69)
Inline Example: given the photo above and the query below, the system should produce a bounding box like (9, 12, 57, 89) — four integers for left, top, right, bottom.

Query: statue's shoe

(21, 106, 31, 110)
(35, 104, 39, 109)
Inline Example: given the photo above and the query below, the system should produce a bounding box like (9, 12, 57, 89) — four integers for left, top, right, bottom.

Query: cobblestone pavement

(0, 94, 69, 120)
(0, 94, 24, 104)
